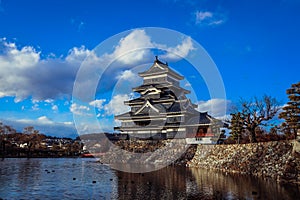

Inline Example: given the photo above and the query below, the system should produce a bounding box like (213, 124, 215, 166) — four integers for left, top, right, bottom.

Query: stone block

(293, 139, 300, 153)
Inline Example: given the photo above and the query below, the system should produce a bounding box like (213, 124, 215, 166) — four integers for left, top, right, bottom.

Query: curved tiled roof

(138, 58, 184, 80)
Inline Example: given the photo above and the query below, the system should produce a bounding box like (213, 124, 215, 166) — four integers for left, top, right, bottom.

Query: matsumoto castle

(114, 57, 224, 144)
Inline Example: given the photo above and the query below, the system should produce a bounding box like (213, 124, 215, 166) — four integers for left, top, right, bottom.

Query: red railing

(186, 133, 215, 138)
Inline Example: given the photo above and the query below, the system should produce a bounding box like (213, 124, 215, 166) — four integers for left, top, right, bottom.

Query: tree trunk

(293, 128, 298, 139)
(249, 128, 257, 143)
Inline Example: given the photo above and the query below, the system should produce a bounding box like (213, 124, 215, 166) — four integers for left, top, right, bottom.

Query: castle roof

(138, 57, 184, 80)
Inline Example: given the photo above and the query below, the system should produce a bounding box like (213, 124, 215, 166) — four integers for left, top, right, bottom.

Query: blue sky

(0, 0, 299, 138)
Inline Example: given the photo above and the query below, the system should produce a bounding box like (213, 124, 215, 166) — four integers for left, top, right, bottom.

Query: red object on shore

(81, 153, 105, 158)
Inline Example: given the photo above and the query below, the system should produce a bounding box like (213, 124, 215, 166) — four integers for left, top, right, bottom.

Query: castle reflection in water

(115, 165, 297, 200)
(0, 159, 298, 199)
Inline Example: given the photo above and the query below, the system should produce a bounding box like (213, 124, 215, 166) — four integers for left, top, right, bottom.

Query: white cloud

(16, 116, 54, 125)
(102, 29, 195, 66)
(74, 29, 197, 102)
(160, 37, 195, 60)
(63, 121, 73, 125)
(196, 11, 213, 21)
(208, 20, 224, 26)
(37, 116, 54, 124)
(70, 103, 91, 116)
(66, 46, 98, 65)
(32, 103, 39, 111)
(75, 122, 100, 134)
(109, 29, 153, 65)
(197, 98, 231, 118)
(116, 70, 139, 81)
(113, 70, 142, 97)
(0, 39, 40, 100)
(104, 94, 130, 116)
(44, 99, 54, 103)
(195, 10, 226, 26)
(0, 39, 40, 69)
(89, 99, 106, 110)
(0, 29, 196, 102)
(52, 105, 58, 111)
(15, 118, 34, 124)
(184, 82, 192, 87)
(0, 39, 80, 101)
(67, 30, 153, 102)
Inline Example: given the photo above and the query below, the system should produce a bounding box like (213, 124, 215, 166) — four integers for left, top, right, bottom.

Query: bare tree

(231, 95, 281, 143)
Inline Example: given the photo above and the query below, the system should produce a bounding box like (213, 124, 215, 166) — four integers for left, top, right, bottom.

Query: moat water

(0, 158, 299, 199)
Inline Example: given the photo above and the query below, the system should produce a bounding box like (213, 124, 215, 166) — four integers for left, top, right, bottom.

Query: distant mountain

(0, 119, 78, 139)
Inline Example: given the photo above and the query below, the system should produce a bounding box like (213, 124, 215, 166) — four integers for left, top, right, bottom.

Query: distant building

(114, 57, 224, 144)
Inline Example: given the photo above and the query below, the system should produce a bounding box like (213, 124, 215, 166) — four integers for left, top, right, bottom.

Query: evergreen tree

(228, 112, 244, 144)
(279, 82, 300, 139)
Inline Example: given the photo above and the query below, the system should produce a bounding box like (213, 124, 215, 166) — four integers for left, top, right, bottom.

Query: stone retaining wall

(99, 139, 195, 166)
(188, 140, 300, 185)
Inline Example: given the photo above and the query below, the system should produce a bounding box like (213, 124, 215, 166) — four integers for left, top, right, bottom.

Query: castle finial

(155, 55, 158, 61)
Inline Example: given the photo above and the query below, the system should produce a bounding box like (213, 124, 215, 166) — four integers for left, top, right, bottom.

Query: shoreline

(2, 139, 300, 186)
(187, 140, 300, 186)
